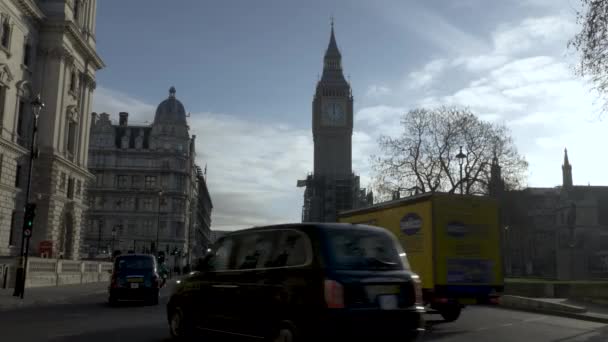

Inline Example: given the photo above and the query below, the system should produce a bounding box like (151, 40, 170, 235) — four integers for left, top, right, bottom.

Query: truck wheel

(440, 305, 462, 322)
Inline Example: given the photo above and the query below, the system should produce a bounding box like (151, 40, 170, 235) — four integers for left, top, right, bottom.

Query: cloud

(492, 16, 577, 56)
(92, 87, 155, 124)
(407, 59, 448, 89)
(365, 84, 392, 98)
(93, 87, 314, 231)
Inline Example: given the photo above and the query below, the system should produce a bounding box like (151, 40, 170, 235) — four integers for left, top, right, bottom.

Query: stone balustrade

(0, 257, 113, 288)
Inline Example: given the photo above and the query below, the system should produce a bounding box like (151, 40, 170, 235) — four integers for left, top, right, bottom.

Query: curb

(499, 295, 608, 324)
(500, 295, 587, 313)
(499, 305, 608, 324)
(0, 289, 108, 312)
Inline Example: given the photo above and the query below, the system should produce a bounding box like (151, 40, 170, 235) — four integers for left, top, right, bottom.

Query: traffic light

(24, 203, 36, 228)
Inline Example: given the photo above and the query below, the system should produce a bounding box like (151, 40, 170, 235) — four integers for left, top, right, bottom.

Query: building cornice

(0, 135, 29, 155)
(10, 0, 45, 21)
(41, 20, 105, 70)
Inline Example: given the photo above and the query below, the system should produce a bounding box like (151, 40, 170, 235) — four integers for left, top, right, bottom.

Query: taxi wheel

(269, 322, 297, 342)
(169, 308, 193, 340)
(108, 296, 118, 307)
(440, 305, 462, 322)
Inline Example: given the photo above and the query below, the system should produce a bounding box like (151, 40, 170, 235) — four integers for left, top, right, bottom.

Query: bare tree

(569, 0, 608, 114)
(371, 107, 528, 200)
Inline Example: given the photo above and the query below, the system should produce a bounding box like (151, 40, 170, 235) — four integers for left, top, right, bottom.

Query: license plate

(378, 295, 399, 310)
(130, 283, 139, 289)
(366, 285, 400, 301)
(459, 298, 477, 305)
(127, 278, 144, 283)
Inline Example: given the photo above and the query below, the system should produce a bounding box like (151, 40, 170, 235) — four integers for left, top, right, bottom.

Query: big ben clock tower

(313, 21, 353, 178)
(298, 21, 372, 222)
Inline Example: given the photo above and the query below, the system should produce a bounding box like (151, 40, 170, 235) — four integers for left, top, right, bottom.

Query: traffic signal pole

(12, 101, 41, 298)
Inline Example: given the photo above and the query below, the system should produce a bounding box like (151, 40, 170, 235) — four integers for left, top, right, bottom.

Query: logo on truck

(446, 221, 468, 237)
(400, 213, 422, 235)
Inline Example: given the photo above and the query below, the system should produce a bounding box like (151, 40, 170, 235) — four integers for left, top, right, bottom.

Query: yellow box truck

(338, 192, 503, 321)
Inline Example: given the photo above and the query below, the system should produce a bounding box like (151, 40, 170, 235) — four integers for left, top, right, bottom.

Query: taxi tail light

(324, 279, 345, 309)
(151, 274, 159, 288)
(110, 273, 118, 288)
(412, 274, 423, 304)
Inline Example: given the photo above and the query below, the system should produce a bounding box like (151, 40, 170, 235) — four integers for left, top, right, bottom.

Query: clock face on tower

(322, 102, 346, 126)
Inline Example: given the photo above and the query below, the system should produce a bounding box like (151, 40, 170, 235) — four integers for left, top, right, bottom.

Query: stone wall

(0, 257, 112, 288)
(505, 278, 608, 300)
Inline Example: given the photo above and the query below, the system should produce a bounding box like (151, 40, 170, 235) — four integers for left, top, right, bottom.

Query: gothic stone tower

(299, 22, 369, 222)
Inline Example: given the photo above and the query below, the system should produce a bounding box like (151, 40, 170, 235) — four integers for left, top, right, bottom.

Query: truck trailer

(338, 192, 503, 321)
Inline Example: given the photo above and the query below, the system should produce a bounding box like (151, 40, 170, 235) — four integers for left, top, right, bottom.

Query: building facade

(0, 0, 103, 259)
(85, 87, 211, 265)
(298, 23, 371, 222)
(192, 165, 212, 257)
(497, 149, 608, 280)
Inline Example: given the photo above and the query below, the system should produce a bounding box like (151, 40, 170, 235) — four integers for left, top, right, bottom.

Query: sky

(91, 0, 608, 231)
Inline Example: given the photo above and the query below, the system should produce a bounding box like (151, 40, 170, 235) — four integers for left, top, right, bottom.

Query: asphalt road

(0, 288, 607, 342)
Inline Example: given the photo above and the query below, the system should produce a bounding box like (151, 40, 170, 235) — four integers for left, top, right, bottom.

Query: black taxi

(109, 254, 161, 306)
(166, 223, 425, 341)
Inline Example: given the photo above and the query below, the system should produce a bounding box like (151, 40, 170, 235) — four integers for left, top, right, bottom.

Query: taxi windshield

(325, 229, 404, 271)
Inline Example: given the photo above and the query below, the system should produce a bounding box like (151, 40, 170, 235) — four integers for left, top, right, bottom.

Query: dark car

(166, 223, 425, 341)
(109, 254, 161, 306)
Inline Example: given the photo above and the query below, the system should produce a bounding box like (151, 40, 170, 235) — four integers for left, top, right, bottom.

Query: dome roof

(153, 86, 187, 125)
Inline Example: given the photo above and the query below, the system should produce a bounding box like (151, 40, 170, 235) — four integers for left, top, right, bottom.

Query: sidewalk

(0, 282, 109, 311)
(500, 295, 608, 323)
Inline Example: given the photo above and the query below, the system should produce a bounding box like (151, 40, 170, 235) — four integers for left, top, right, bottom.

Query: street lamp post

(111, 225, 118, 255)
(155, 190, 163, 255)
(456, 146, 467, 195)
(13, 94, 44, 298)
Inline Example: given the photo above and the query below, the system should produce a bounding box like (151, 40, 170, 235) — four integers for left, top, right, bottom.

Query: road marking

(523, 317, 547, 323)
(501, 323, 513, 327)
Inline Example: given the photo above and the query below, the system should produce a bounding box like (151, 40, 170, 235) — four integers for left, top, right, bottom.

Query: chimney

(119, 112, 129, 126)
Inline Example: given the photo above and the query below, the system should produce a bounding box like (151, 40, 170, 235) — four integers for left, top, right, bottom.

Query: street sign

(23, 228, 31, 237)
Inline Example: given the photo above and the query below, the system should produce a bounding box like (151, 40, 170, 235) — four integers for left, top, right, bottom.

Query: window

(1, 20, 10, 49)
(128, 223, 136, 235)
(207, 238, 235, 271)
(73, 0, 80, 21)
(0, 86, 6, 124)
(268, 230, 310, 268)
(131, 175, 141, 188)
(67, 120, 77, 157)
(16, 100, 25, 137)
(67, 177, 74, 199)
(234, 233, 274, 270)
(143, 220, 153, 236)
(144, 176, 156, 188)
(143, 198, 152, 210)
(23, 42, 31, 66)
(59, 172, 66, 190)
(69, 71, 77, 92)
(325, 229, 404, 271)
(14, 164, 21, 188)
(115, 255, 154, 271)
(117, 175, 128, 188)
(95, 172, 103, 187)
(0, 154, 3, 184)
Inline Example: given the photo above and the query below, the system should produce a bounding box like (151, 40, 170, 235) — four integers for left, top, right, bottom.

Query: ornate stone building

(298, 22, 372, 222)
(0, 0, 103, 259)
(495, 149, 608, 280)
(85, 88, 212, 264)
